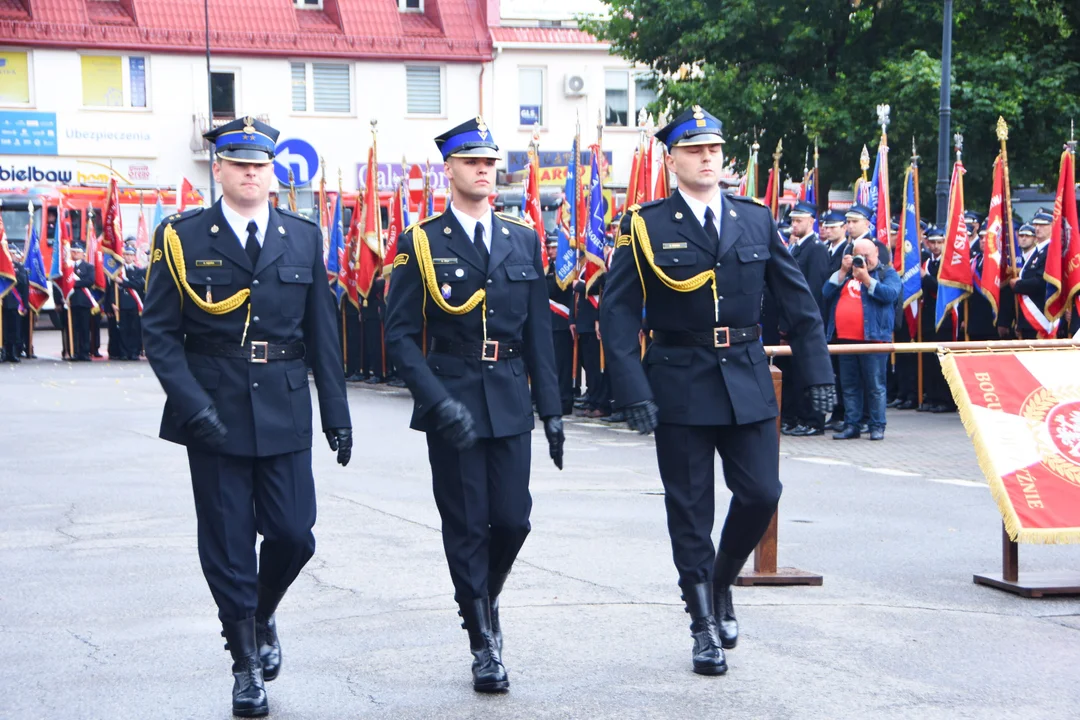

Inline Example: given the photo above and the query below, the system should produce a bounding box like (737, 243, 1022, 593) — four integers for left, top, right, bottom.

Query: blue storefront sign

(0, 111, 58, 156)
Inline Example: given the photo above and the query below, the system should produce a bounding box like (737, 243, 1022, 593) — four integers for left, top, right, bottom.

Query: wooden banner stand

(973, 523, 1080, 598)
(736, 364, 823, 587)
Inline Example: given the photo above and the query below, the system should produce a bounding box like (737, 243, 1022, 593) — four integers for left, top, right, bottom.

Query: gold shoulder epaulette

(628, 204, 641, 213)
(418, 211, 444, 225)
(495, 212, 533, 228)
(169, 207, 204, 224)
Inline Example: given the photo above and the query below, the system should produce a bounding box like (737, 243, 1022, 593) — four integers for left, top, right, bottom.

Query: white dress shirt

(221, 199, 269, 249)
(450, 203, 493, 253)
(677, 188, 723, 237)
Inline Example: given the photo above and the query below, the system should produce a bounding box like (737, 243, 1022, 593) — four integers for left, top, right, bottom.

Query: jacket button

(205, 276, 212, 281)
(753, 253, 759, 258)
(295, 274, 300, 279)
(663, 355, 669, 361)
(253, 279, 260, 286)
(720, 358, 728, 365)
(673, 258, 680, 263)
(253, 316, 260, 323)
(488, 309, 494, 316)
(718, 295, 724, 301)
(521, 271, 527, 277)
(252, 382, 259, 389)
(486, 279, 493, 286)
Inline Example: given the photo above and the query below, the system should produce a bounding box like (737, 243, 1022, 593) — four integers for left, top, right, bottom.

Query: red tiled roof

(490, 26, 602, 45)
(0, 0, 492, 60)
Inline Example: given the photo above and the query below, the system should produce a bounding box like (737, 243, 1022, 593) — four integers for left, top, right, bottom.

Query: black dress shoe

(917, 403, 934, 412)
(897, 400, 917, 410)
(869, 428, 885, 441)
(781, 424, 803, 436)
(931, 404, 955, 414)
(793, 426, 824, 437)
(255, 584, 286, 682)
(833, 425, 861, 440)
(712, 550, 747, 649)
(221, 618, 269, 718)
(682, 582, 727, 675)
(459, 598, 509, 693)
(603, 411, 627, 423)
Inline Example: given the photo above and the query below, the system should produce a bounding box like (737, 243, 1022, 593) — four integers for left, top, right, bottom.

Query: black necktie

(245, 220, 261, 268)
(703, 206, 720, 247)
(473, 221, 489, 267)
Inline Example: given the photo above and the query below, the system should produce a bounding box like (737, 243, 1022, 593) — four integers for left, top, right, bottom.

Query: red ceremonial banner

(943, 350, 1080, 543)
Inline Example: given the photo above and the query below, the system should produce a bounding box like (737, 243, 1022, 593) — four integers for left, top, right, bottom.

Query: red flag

(625, 148, 640, 213)
(59, 218, 75, 302)
(0, 217, 16, 302)
(135, 208, 150, 268)
(1044, 149, 1080, 322)
(653, 146, 670, 200)
(525, 149, 546, 268)
(342, 192, 361, 309)
(576, 171, 588, 249)
(978, 156, 1006, 321)
(383, 181, 404, 279)
(357, 144, 382, 301)
(642, 141, 653, 203)
(762, 168, 778, 218)
(177, 177, 201, 212)
(935, 160, 973, 332)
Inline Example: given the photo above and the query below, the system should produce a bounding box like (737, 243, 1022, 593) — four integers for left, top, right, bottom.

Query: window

(80, 54, 147, 108)
(605, 70, 629, 127)
(518, 68, 544, 127)
(290, 62, 352, 114)
(0, 50, 32, 105)
(406, 66, 442, 115)
(294, 0, 322, 7)
(605, 70, 656, 127)
(210, 71, 236, 119)
(398, 0, 423, 11)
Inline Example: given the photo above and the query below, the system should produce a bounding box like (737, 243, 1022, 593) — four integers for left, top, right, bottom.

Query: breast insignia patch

(662, 242, 688, 250)
(195, 259, 223, 267)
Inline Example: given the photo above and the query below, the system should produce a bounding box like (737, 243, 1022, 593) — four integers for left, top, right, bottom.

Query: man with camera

(823, 237, 901, 441)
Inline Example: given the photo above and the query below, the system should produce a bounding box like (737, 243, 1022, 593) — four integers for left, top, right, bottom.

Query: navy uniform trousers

(385, 210, 560, 602)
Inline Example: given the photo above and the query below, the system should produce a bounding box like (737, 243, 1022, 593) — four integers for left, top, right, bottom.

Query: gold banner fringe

(940, 350, 1080, 545)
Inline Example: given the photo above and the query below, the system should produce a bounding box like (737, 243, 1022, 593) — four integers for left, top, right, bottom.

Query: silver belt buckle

(481, 340, 500, 362)
(250, 341, 269, 364)
(713, 327, 731, 348)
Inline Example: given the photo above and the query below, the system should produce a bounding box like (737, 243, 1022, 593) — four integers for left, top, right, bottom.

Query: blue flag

(554, 224, 576, 290)
(564, 137, 578, 242)
(25, 224, 49, 312)
(153, 195, 165, 235)
(583, 150, 606, 289)
(805, 169, 820, 234)
(49, 220, 62, 280)
(898, 168, 923, 329)
(326, 194, 345, 304)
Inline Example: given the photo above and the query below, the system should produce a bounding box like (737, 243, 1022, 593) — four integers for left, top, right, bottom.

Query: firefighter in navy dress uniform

(384, 117, 564, 693)
(600, 107, 834, 676)
(141, 117, 352, 718)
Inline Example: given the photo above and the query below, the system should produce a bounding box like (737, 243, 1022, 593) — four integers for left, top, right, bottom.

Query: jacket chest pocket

(186, 268, 234, 305)
(653, 249, 700, 281)
(735, 245, 769, 293)
(278, 266, 312, 317)
(436, 264, 470, 299)
(505, 263, 538, 313)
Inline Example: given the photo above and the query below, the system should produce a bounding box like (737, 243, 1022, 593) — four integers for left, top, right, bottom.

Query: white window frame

(517, 66, 546, 130)
(209, 67, 241, 120)
(294, 0, 323, 8)
(398, 0, 424, 12)
(78, 52, 151, 111)
(0, 47, 35, 108)
(404, 64, 445, 118)
(604, 68, 656, 130)
(289, 61, 355, 117)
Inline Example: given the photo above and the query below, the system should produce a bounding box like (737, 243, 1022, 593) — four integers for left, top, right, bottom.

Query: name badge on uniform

(195, 259, 223, 267)
(440, 283, 452, 299)
(662, 242, 688, 250)
(432, 258, 458, 265)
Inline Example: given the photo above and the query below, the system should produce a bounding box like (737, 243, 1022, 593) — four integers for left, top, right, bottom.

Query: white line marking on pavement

(862, 467, 922, 477)
(926, 478, 986, 488)
(790, 457, 853, 466)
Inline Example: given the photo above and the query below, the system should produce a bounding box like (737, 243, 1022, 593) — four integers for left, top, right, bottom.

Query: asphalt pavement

(2, 329, 1079, 719)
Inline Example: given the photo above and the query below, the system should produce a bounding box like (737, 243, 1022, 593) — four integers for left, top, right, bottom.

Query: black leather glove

(185, 405, 227, 448)
(432, 398, 478, 451)
(543, 416, 564, 470)
(325, 428, 352, 467)
(809, 384, 837, 415)
(624, 400, 660, 435)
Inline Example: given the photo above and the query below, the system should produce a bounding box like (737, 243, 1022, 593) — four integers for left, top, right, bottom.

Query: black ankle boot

(221, 618, 269, 717)
(255, 584, 286, 681)
(712, 550, 748, 649)
(488, 572, 510, 652)
(459, 598, 509, 693)
(682, 582, 727, 676)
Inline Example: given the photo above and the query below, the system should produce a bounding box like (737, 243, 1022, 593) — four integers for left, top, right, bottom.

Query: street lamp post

(205, 0, 216, 203)
(935, 0, 953, 226)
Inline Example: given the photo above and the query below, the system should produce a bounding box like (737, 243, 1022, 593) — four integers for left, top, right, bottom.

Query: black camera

(852, 255, 866, 269)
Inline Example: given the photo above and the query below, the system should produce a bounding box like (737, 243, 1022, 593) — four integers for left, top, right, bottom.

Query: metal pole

(935, 0, 953, 226)
(204, 0, 216, 203)
(765, 339, 1080, 357)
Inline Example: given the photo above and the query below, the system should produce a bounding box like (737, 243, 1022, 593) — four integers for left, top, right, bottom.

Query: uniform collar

(450, 202, 493, 251)
(220, 199, 270, 247)
(676, 188, 722, 236)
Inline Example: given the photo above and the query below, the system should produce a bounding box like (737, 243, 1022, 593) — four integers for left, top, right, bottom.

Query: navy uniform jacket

(1013, 246, 1049, 333)
(574, 276, 601, 333)
(789, 232, 831, 321)
(361, 276, 385, 319)
(384, 210, 560, 438)
(600, 192, 832, 426)
(141, 201, 350, 457)
(547, 271, 575, 332)
(118, 266, 146, 311)
(69, 261, 95, 308)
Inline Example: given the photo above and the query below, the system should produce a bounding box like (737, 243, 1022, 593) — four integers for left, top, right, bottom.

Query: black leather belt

(652, 326, 761, 349)
(430, 337, 524, 362)
(185, 336, 306, 364)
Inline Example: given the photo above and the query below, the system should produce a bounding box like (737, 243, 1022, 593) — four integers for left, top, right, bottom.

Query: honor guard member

(115, 242, 146, 359)
(141, 116, 352, 718)
(68, 241, 95, 361)
(546, 233, 576, 415)
(384, 117, 564, 694)
(1, 242, 26, 362)
(918, 225, 955, 412)
(821, 210, 850, 428)
(1010, 216, 1052, 339)
(600, 107, 834, 676)
(360, 275, 386, 383)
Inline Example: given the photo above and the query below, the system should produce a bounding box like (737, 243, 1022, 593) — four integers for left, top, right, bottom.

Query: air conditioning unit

(564, 74, 587, 97)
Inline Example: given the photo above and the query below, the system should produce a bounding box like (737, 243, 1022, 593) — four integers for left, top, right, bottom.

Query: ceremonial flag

(343, 192, 361, 309)
(553, 202, 577, 291)
(583, 147, 606, 291)
(326, 194, 345, 304)
(525, 147, 546, 267)
(935, 160, 972, 332)
(0, 211, 16, 302)
(419, 161, 433, 221)
(975, 156, 1006, 322)
(653, 144, 670, 200)
(383, 177, 405, 279)
(868, 140, 891, 254)
(1043, 148, 1080, 323)
(135, 207, 150, 268)
(100, 178, 124, 279)
(152, 194, 165, 235)
(563, 137, 578, 246)
(737, 145, 758, 197)
(804, 168, 820, 234)
(25, 213, 49, 313)
(176, 176, 200, 212)
(762, 167, 779, 219)
(942, 349, 1080, 543)
(642, 140, 653, 203)
(318, 168, 329, 267)
(625, 149, 640, 216)
(356, 141, 382, 302)
(898, 167, 923, 335)
(57, 218, 75, 302)
(576, 166, 589, 250)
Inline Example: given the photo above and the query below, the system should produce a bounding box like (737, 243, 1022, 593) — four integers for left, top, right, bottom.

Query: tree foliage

(581, 0, 1080, 218)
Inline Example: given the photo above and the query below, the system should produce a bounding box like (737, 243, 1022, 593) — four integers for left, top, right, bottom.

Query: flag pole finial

(876, 104, 891, 133)
(954, 133, 964, 162)
(773, 138, 783, 162)
(911, 136, 919, 169)
(995, 117, 1009, 143)
(860, 144, 870, 173)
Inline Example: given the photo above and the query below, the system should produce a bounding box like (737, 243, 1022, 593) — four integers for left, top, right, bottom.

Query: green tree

(581, 0, 1080, 219)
